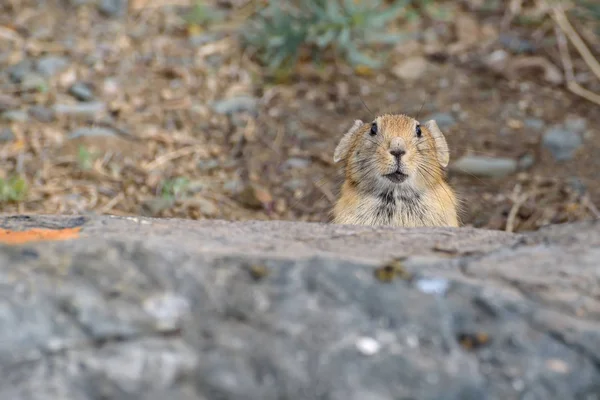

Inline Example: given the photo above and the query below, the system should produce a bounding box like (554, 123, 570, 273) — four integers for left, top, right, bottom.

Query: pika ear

(333, 119, 364, 163)
(423, 120, 450, 168)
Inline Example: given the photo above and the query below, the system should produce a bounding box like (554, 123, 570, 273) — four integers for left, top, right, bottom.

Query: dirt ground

(1, 0, 599, 232)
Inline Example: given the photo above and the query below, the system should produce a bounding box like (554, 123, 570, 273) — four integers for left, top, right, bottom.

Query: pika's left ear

(333, 119, 364, 163)
(423, 120, 449, 168)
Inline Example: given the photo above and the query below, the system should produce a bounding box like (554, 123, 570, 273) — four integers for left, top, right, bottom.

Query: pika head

(333, 113, 450, 193)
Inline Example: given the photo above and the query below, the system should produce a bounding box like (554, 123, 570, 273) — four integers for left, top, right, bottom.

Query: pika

(331, 113, 459, 227)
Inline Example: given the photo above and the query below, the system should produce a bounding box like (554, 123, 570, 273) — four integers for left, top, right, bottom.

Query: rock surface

(0, 214, 600, 400)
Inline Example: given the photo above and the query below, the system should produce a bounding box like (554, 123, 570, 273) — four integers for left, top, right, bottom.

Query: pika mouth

(383, 170, 408, 183)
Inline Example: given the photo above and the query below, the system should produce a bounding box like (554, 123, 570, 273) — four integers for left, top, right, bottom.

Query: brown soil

(0, 0, 599, 233)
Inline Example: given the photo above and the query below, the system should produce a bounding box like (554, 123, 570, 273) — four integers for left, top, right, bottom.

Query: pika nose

(389, 137, 406, 160)
(390, 149, 406, 159)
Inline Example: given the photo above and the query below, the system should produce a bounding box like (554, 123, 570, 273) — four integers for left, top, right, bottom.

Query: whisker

(359, 94, 375, 119)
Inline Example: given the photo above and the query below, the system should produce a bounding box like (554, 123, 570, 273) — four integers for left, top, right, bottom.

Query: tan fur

(332, 113, 459, 228)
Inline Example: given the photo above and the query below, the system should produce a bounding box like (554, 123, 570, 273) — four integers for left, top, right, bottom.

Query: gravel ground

(0, 0, 599, 232)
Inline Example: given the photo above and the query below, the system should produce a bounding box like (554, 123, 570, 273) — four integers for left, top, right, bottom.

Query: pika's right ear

(333, 119, 363, 163)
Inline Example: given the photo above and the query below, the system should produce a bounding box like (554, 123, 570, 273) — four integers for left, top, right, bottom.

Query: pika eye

(415, 124, 422, 138)
(370, 122, 378, 136)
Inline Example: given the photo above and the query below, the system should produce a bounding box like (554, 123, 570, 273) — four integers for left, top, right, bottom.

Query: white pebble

(356, 336, 381, 356)
(415, 277, 450, 295)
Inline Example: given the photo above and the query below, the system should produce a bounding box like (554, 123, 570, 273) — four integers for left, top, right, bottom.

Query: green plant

(77, 145, 98, 171)
(571, 0, 600, 34)
(242, 0, 412, 71)
(404, 0, 452, 22)
(0, 175, 27, 203)
(183, 1, 224, 27)
(160, 177, 191, 200)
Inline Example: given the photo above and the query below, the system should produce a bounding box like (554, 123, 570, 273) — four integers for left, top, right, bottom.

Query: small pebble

(223, 180, 242, 194)
(189, 33, 222, 47)
(517, 153, 535, 170)
(36, 55, 69, 77)
(282, 157, 310, 170)
(98, 0, 128, 17)
(355, 337, 381, 356)
(68, 127, 118, 139)
(451, 155, 517, 178)
(499, 33, 535, 53)
(29, 106, 56, 122)
(6, 60, 33, 83)
(103, 78, 120, 96)
(542, 125, 582, 161)
(0, 128, 15, 142)
(415, 277, 450, 295)
(211, 95, 258, 115)
(1, 110, 29, 122)
(68, 82, 95, 101)
(54, 102, 106, 117)
(20, 73, 47, 91)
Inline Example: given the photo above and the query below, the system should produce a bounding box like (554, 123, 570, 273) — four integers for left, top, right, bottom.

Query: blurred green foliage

(184, 1, 224, 26)
(242, 0, 413, 71)
(573, 0, 600, 34)
(160, 177, 191, 201)
(0, 176, 27, 203)
(77, 145, 98, 171)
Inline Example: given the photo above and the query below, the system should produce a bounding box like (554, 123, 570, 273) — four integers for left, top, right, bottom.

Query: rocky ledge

(0, 214, 599, 400)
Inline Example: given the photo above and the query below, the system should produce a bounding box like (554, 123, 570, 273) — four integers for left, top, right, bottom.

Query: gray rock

(68, 82, 94, 101)
(499, 33, 536, 53)
(98, 0, 128, 17)
(6, 60, 33, 83)
(0, 215, 600, 399)
(36, 55, 69, 77)
(567, 177, 586, 196)
(523, 117, 545, 131)
(223, 180, 242, 194)
(28, 106, 56, 122)
(542, 125, 583, 161)
(189, 33, 222, 47)
(19, 73, 47, 91)
(211, 95, 258, 115)
(1, 110, 29, 122)
(0, 128, 15, 142)
(423, 112, 456, 130)
(68, 127, 118, 139)
(54, 102, 106, 117)
(282, 157, 310, 170)
(517, 153, 535, 170)
(451, 155, 517, 178)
